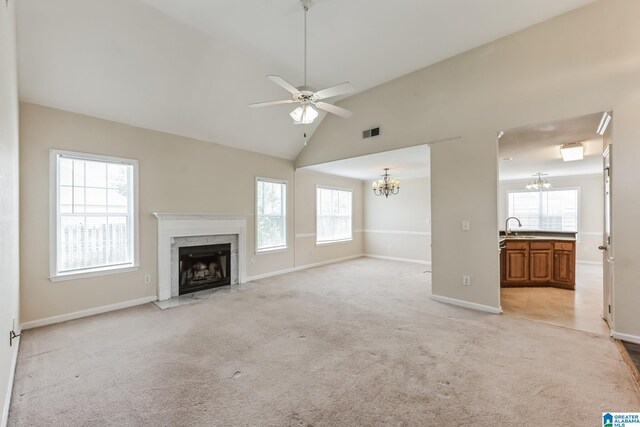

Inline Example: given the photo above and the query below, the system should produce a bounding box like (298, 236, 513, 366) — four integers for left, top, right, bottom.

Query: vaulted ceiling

(17, 0, 595, 160)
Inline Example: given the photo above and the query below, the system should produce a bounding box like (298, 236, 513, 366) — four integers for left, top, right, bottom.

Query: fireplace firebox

(178, 243, 231, 295)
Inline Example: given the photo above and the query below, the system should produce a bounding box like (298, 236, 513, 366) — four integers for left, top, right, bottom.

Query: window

(316, 186, 352, 244)
(507, 188, 579, 232)
(256, 178, 287, 252)
(51, 150, 139, 281)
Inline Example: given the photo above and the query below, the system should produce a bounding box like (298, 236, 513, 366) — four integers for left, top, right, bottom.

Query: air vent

(362, 127, 380, 139)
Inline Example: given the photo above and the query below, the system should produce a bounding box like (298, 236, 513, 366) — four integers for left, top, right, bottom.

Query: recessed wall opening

(497, 111, 612, 336)
(298, 144, 432, 269)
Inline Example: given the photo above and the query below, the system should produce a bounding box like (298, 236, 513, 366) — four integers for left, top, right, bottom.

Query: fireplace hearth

(179, 243, 231, 295)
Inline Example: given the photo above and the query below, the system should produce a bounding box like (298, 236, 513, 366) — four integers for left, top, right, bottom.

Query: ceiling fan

(249, 0, 355, 128)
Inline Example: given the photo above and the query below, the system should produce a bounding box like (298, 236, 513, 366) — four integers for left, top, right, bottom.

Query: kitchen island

(499, 231, 577, 290)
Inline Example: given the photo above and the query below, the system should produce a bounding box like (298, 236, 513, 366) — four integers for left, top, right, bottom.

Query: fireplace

(154, 213, 247, 301)
(179, 243, 231, 295)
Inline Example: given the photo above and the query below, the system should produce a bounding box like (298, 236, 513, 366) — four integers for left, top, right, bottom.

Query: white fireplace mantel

(153, 213, 248, 301)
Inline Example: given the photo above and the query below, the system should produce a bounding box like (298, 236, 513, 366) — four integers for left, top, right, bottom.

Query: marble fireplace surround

(153, 213, 247, 301)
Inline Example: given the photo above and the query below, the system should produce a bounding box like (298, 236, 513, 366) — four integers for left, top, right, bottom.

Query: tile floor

(501, 263, 610, 336)
(153, 281, 256, 309)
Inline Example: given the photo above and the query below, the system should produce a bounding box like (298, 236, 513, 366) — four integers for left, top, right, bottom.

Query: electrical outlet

(462, 275, 471, 286)
(462, 221, 470, 231)
(144, 274, 151, 284)
(583, 247, 588, 253)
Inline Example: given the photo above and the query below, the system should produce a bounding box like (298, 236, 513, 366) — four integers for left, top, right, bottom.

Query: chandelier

(526, 173, 552, 190)
(372, 168, 400, 198)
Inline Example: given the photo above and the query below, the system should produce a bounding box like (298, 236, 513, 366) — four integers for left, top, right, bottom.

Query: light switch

(462, 221, 470, 231)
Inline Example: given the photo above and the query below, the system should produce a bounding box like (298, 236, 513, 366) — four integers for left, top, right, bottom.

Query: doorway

(497, 112, 611, 336)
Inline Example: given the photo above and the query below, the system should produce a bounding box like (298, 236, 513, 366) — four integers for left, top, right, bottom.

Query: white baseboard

(20, 296, 158, 331)
(246, 267, 296, 282)
(577, 260, 604, 266)
(365, 254, 431, 266)
(611, 330, 640, 345)
(1, 339, 19, 427)
(247, 254, 364, 282)
(430, 294, 502, 314)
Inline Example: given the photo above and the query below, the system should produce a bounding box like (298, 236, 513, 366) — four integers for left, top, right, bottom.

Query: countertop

(498, 231, 576, 250)
(499, 230, 577, 242)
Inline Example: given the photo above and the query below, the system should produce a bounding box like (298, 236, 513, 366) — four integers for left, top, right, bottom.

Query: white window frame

(255, 176, 288, 254)
(49, 149, 140, 282)
(506, 186, 581, 236)
(315, 185, 353, 246)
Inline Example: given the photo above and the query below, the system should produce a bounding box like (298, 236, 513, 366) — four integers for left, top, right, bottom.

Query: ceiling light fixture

(596, 112, 612, 136)
(526, 173, 551, 190)
(497, 130, 505, 140)
(560, 142, 584, 162)
(290, 105, 318, 124)
(372, 168, 400, 198)
(249, 0, 354, 142)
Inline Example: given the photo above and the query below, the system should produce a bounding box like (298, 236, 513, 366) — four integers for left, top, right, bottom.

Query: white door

(601, 142, 613, 327)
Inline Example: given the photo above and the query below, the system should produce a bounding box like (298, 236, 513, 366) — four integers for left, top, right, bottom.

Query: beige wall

(498, 174, 604, 263)
(294, 170, 364, 267)
(363, 177, 431, 263)
(0, 0, 20, 423)
(296, 0, 640, 336)
(20, 103, 297, 323)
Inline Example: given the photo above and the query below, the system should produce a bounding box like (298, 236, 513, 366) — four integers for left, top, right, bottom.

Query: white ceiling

(499, 112, 605, 181)
(300, 145, 430, 181)
(17, 0, 595, 160)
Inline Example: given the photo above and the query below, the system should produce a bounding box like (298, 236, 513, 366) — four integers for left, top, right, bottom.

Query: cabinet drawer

(505, 241, 528, 250)
(554, 241, 574, 251)
(530, 241, 552, 250)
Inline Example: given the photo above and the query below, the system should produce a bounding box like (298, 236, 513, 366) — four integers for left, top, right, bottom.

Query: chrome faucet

(505, 217, 522, 236)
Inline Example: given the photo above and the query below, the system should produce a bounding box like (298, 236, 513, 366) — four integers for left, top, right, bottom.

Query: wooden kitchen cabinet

(505, 242, 529, 283)
(529, 241, 553, 282)
(501, 239, 575, 289)
(553, 247, 575, 289)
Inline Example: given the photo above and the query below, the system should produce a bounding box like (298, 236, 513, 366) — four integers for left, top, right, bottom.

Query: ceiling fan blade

(315, 102, 353, 118)
(315, 82, 355, 100)
(249, 99, 296, 108)
(267, 75, 301, 95)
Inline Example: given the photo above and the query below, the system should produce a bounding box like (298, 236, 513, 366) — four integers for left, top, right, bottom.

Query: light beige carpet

(9, 258, 639, 426)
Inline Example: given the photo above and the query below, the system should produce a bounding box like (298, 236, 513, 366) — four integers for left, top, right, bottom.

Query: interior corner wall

(19, 103, 297, 324)
(0, 1, 20, 424)
(363, 177, 431, 264)
(294, 170, 363, 267)
(295, 0, 640, 335)
(498, 174, 604, 263)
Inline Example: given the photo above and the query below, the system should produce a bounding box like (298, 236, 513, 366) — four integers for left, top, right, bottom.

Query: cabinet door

(553, 250, 574, 284)
(530, 249, 552, 282)
(505, 249, 528, 282)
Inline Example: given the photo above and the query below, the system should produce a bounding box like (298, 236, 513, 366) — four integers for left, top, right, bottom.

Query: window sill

(256, 246, 288, 255)
(50, 264, 140, 283)
(316, 239, 353, 247)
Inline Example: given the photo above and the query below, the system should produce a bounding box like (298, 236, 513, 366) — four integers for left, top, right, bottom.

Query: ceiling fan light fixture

(560, 142, 584, 162)
(290, 105, 318, 124)
(249, 0, 354, 135)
